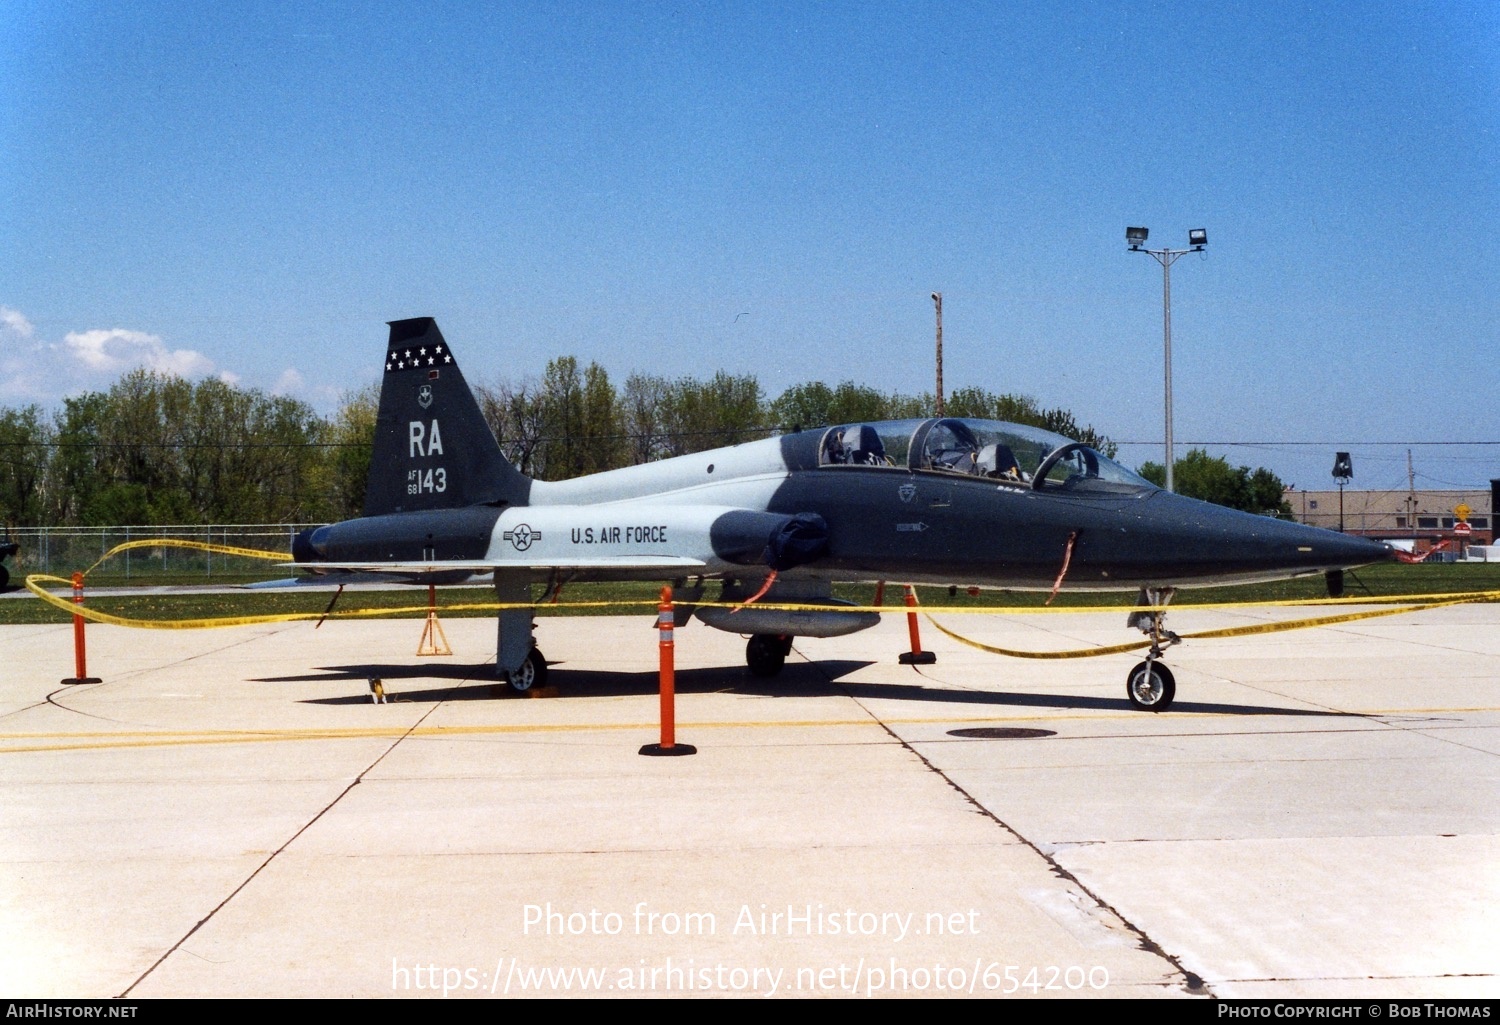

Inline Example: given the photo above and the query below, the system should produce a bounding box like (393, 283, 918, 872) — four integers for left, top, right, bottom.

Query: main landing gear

(1125, 587, 1179, 712)
(503, 647, 549, 694)
(746, 634, 792, 678)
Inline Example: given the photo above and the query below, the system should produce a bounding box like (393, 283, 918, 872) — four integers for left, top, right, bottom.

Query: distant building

(1283, 484, 1494, 547)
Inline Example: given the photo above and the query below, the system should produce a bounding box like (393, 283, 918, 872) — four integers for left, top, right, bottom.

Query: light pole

(1127, 226, 1207, 493)
(1332, 452, 1353, 533)
(931, 291, 944, 417)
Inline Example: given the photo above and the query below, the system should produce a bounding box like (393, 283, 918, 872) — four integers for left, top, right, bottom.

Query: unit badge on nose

(417, 384, 434, 409)
(898, 483, 917, 503)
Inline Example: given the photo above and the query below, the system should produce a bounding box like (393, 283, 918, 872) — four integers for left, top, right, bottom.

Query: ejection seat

(844, 424, 887, 465)
(976, 442, 1023, 481)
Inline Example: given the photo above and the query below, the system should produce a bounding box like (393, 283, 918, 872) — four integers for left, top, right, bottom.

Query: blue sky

(2, 1, 1497, 492)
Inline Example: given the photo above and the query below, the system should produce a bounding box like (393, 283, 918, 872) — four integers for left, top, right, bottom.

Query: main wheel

(1126, 661, 1176, 712)
(746, 634, 788, 678)
(507, 647, 548, 693)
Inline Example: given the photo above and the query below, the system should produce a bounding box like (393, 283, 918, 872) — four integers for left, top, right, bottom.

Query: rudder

(364, 318, 531, 516)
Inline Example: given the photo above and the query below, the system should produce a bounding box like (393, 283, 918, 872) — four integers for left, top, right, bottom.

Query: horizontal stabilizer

(245, 571, 480, 588)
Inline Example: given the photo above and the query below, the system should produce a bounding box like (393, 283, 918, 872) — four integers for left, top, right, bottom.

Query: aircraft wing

(293, 503, 828, 582)
(286, 556, 708, 573)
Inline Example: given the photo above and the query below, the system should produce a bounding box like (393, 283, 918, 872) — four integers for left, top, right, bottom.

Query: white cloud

(0, 306, 33, 338)
(0, 307, 223, 403)
(0, 306, 49, 400)
(61, 328, 215, 378)
(272, 368, 305, 394)
(218, 370, 242, 386)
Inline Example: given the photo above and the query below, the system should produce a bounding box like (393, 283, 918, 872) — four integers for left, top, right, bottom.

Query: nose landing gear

(1126, 587, 1179, 712)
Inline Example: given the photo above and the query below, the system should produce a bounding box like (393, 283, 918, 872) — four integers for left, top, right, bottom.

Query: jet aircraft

(291, 318, 1392, 712)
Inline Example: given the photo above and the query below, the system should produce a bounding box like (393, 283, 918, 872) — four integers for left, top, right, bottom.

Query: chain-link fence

(2, 525, 315, 584)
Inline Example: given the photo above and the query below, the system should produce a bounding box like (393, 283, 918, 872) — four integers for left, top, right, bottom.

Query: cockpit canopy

(817, 418, 1154, 493)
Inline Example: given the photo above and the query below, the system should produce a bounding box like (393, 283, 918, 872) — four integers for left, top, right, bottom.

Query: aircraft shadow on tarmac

(269, 659, 869, 704)
(262, 660, 1355, 717)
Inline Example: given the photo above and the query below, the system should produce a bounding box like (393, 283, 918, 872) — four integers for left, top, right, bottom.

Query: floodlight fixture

(1332, 452, 1353, 483)
(1125, 225, 1209, 493)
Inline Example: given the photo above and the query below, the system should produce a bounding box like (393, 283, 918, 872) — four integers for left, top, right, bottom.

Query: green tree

(51, 374, 192, 525)
(246, 391, 327, 522)
(51, 391, 111, 525)
(477, 378, 547, 479)
(884, 390, 934, 420)
(621, 373, 670, 465)
(322, 385, 379, 519)
(97, 369, 194, 522)
(540, 356, 584, 479)
(769, 381, 892, 430)
(1138, 449, 1292, 516)
(42, 372, 328, 526)
(660, 371, 764, 457)
(20, 356, 1135, 522)
(1247, 468, 1293, 518)
(0, 405, 55, 527)
(536, 356, 624, 479)
(768, 381, 835, 430)
(580, 362, 625, 473)
(944, 386, 1041, 423)
(1036, 407, 1117, 458)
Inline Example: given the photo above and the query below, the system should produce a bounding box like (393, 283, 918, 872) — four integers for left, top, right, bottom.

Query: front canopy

(817, 417, 1154, 493)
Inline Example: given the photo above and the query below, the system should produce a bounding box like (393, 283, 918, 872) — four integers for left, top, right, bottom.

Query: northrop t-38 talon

(291, 318, 1392, 712)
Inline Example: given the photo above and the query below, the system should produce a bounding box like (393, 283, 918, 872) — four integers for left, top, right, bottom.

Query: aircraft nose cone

(1133, 492, 1395, 585)
(1307, 530, 1395, 568)
(1213, 504, 1394, 572)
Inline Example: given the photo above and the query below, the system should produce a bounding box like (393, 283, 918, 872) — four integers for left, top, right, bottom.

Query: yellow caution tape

(80, 538, 292, 576)
(19, 537, 1500, 636)
(1170, 598, 1476, 640)
(25, 573, 340, 629)
(923, 621, 1153, 659)
(926, 597, 1481, 660)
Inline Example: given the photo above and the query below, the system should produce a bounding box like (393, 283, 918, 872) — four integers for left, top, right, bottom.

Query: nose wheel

(1125, 586, 1179, 711)
(1126, 660, 1176, 711)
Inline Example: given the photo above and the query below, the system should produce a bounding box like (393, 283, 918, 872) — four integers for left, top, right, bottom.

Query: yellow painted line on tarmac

(5, 705, 1496, 755)
(0, 715, 1128, 754)
(0, 719, 878, 754)
(1344, 707, 1500, 716)
(0, 733, 401, 755)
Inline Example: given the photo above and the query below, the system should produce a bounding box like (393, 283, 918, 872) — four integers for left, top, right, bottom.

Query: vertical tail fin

(364, 318, 531, 516)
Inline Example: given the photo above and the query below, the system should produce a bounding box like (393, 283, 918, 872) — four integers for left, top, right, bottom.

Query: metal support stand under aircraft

(416, 584, 452, 656)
